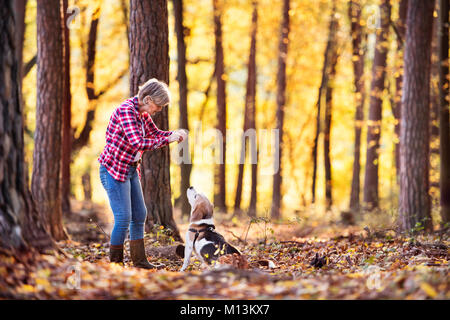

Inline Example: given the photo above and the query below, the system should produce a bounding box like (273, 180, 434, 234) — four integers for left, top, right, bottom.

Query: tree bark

(430, 1, 441, 144)
(324, 42, 339, 211)
(213, 0, 227, 213)
(173, 0, 192, 218)
(392, 0, 408, 184)
(13, 0, 27, 89)
(129, 0, 181, 241)
(398, 0, 435, 233)
(363, 0, 391, 210)
(348, 0, 366, 212)
(81, 172, 92, 201)
(32, 0, 68, 240)
(311, 1, 337, 205)
(439, 0, 450, 224)
(13, 0, 30, 188)
(0, 0, 53, 251)
(234, 0, 258, 217)
(271, 0, 290, 219)
(61, 0, 72, 215)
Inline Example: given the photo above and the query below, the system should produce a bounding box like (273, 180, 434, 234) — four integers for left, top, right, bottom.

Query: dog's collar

(188, 224, 215, 245)
(190, 218, 214, 226)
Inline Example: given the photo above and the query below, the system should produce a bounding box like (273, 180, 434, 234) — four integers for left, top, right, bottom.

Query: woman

(98, 78, 186, 269)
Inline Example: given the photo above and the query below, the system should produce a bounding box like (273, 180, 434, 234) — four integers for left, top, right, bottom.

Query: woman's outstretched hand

(168, 129, 188, 143)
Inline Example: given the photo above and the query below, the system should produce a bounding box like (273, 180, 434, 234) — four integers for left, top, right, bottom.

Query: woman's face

(139, 97, 163, 116)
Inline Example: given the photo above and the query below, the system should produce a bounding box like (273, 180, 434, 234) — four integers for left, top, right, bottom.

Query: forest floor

(0, 200, 449, 300)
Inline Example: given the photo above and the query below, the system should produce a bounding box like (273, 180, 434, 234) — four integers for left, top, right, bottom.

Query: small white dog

(180, 186, 240, 271)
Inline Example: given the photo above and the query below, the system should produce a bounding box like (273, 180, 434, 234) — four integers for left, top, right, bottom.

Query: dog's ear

(190, 200, 206, 221)
(190, 198, 213, 221)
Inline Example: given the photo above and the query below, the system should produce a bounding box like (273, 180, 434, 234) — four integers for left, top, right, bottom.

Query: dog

(180, 186, 240, 271)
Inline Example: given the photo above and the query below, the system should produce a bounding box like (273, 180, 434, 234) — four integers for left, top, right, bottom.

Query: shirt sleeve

(117, 106, 169, 152)
(142, 113, 173, 138)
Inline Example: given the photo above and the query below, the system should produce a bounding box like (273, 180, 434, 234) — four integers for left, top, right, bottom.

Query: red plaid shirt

(98, 96, 173, 181)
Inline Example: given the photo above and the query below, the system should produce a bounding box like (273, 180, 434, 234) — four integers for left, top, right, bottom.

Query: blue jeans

(99, 165, 147, 245)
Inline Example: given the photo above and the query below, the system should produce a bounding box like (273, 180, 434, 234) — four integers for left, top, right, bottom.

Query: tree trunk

(173, 0, 192, 218)
(311, 1, 337, 205)
(439, 0, 450, 224)
(234, 0, 258, 217)
(213, 0, 227, 213)
(81, 171, 92, 201)
(247, 0, 258, 218)
(392, 0, 408, 184)
(13, 0, 30, 188)
(324, 43, 339, 211)
(129, 0, 181, 241)
(271, 0, 290, 219)
(398, 0, 435, 233)
(348, 0, 366, 212)
(430, 1, 441, 144)
(0, 0, 53, 251)
(32, 0, 68, 241)
(363, 0, 391, 210)
(13, 0, 27, 90)
(61, 0, 72, 215)
(72, 4, 127, 155)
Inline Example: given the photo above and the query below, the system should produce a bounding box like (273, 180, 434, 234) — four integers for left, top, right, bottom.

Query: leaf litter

(1, 203, 449, 300)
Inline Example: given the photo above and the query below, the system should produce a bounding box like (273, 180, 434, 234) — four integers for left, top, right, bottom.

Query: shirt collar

(132, 96, 140, 115)
(132, 96, 139, 111)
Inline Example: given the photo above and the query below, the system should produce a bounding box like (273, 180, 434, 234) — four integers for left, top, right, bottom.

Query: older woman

(98, 78, 186, 269)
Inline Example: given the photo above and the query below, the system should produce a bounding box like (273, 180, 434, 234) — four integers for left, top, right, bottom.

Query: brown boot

(129, 239, 159, 269)
(109, 244, 124, 263)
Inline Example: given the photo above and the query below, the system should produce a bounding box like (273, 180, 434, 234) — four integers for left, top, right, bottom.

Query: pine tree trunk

(234, 0, 258, 217)
(398, 0, 435, 233)
(439, 0, 450, 224)
(81, 172, 92, 201)
(32, 0, 68, 241)
(72, 4, 127, 155)
(392, 0, 408, 184)
(271, 0, 290, 219)
(248, 1, 258, 218)
(430, 2, 441, 144)
(72, 4, 100, 154)
(311, 1, 337, 205)
(13, 0, 27, 89)
(0, 1, 54, 251)
(324, 46, 339, 211)
(129, 0, 181, 241)
(348, 0, 366, 212)
(61, 0, 72, 215)
(213, 0, 227, 213)
(363, 0, 391, 210)
(173, 0, 192, 218)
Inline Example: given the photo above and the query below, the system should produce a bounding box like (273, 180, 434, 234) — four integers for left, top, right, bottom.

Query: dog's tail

(175, 244, 185, 258)
(225, 244, 241, 256)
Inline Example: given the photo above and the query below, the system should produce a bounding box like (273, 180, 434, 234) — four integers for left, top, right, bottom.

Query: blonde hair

(138, 78, 171, 107)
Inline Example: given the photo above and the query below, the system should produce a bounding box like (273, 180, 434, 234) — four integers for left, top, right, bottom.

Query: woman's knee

(133, 207, 147, 224)
(114, 212, 131, 227)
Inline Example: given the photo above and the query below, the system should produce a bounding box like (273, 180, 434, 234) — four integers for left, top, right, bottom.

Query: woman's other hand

(168, 129, 188, 143)
(168, 131, 182, 143)
(177, 129, 188, 142)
